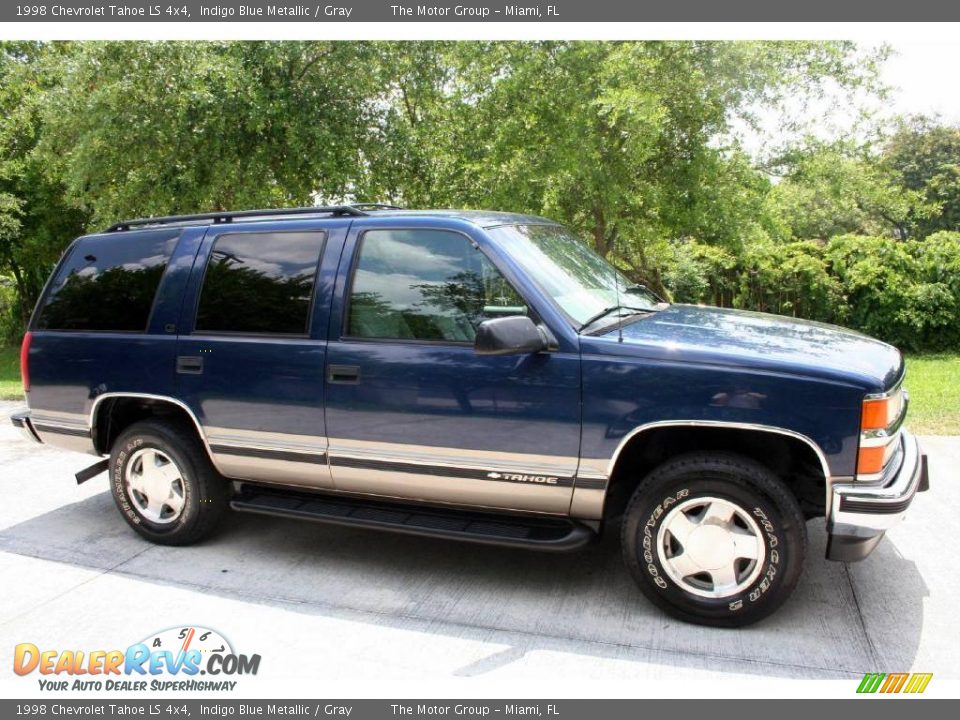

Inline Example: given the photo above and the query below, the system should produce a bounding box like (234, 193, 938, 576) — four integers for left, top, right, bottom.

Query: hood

(605, 304, 903, 392)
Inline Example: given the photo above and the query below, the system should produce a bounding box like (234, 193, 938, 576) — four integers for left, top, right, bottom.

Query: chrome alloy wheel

(125, 448, 186, 525)
(656, 496, 765, 598)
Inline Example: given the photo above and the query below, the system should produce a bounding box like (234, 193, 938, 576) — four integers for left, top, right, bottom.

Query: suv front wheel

(109, 419, 228, 545)
(621, 452, 806, 627)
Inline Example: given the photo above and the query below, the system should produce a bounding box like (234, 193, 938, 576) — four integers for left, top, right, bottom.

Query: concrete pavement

(0, 400, 956, 697)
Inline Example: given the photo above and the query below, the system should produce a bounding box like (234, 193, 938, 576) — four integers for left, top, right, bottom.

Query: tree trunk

(591, 205, 608, 256)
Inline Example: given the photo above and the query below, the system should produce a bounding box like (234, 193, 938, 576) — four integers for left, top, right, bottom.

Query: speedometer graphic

(139, 626, 234, 658)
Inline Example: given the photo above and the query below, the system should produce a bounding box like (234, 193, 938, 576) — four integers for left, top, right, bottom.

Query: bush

(663, 240, 739, 305)
(0, 279, 22, 346)
(825, 234, 960, 350)
(738, 240, 845, 324)
(659, 232, 960, 351)
(909, 231, 960, 349)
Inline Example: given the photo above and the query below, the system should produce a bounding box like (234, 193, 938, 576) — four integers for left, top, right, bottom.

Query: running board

(230, 488, 595, 552)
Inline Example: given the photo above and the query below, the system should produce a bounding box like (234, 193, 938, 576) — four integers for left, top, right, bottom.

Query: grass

(1, 345, 957, 433)
(0, 344, 21, 401)
(904, 353, 960, 435)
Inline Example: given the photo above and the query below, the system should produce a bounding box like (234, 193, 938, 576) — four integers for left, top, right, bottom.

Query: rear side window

(195, 232, 326, 335)
(36, 231, 179, 332)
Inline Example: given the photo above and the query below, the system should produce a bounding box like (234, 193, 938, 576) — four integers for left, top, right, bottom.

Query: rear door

(175, 219, 349, 488)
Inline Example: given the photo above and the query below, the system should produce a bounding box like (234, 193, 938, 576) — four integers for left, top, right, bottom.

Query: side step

(230, 487, 596, 552)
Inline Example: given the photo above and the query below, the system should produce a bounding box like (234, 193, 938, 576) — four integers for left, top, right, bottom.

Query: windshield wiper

(579, 305, 650, 331)
(625, 283, 667, 304)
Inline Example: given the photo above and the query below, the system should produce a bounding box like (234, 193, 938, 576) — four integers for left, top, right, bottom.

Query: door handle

(328, 364, 361, 384)
(176, 355, 203, 375)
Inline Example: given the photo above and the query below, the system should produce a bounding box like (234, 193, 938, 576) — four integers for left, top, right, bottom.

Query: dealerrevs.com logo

(14, 626, 261, 692)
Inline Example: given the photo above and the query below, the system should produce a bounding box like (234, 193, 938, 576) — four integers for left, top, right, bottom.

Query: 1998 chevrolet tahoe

(10, 205, 929, 626)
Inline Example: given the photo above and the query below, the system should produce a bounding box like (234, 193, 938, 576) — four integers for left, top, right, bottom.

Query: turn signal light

(857, 445, 886, 475)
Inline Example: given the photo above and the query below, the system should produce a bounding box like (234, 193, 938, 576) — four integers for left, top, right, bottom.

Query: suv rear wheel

(621, 452, 806, 627)
(109, 419, 228, 545)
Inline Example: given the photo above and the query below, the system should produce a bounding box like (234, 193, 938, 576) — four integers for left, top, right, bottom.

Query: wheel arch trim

(601, 420, 833, 482)
(571, 420, 837, 521)
(88, 392, 222, 472)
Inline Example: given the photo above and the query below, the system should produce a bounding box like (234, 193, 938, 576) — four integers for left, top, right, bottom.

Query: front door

(176, 220, 348, 488)
(324, 225, 581, 514)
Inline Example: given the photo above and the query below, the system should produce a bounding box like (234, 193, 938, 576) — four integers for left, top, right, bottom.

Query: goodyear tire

(109, 419, 228, 546)
(621, 452, 806, 627)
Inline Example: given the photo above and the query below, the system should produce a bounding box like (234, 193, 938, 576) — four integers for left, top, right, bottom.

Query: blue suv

(10, 205, 929, 626)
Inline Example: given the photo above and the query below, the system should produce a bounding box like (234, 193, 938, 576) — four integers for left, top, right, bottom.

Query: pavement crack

(843, 562, 881, 667)
(454, 645, 528, 677)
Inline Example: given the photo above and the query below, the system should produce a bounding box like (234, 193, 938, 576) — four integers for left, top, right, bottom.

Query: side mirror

(474, 316, 550, 356)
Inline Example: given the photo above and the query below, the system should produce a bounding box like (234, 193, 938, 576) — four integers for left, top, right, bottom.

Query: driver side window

(346, 229, 527, 342)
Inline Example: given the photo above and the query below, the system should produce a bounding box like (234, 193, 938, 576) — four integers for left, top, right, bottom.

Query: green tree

(8, 40, 956, 351)
(884, 116, 960, 236)
(359, 41, 885, 294)
(761, 140, 930, 241)
(36, 41, 380, 227)
(0, 41, 87, 335)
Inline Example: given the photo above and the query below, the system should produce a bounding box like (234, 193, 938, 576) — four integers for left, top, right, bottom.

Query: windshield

(488, 224, 661, 327)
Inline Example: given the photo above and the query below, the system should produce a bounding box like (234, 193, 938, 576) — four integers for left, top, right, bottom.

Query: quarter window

(195, 232, 326, 335)
(36, 230, 179, 332)
(347, 229, 527, 342)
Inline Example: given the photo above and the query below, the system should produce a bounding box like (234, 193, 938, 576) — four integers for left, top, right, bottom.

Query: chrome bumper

(827, 430, 928, 561)
(10, 408, 42, 444)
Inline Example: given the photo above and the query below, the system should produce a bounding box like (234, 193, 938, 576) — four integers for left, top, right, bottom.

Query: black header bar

(3, 1, 960, 23)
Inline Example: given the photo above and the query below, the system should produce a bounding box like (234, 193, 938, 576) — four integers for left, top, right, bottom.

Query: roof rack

(349, 203, 403, 211)
(104, 205, 384, 233)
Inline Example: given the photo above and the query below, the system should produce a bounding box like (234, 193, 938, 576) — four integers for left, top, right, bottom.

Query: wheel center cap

(145, 474, 169, 499)
(685, 525, 735, 570)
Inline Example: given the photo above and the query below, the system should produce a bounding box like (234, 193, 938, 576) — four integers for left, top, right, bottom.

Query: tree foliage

(0, 42, 88, 326)
(0, 40, 958, 350)
(38, 41, 380, 225)
(762, 140, 931, 241)
(884, 116, 960, 237)
(358, 41, 884, 294)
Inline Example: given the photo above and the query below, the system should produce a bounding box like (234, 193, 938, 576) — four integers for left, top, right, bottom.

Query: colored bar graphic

(857, 673, 885, 693)
(904, 673, 933, 694)
(857, 672, 932, 694)
(881, 673, 909, 693)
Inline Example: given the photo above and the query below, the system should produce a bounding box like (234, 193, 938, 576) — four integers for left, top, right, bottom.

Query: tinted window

(347, 229, 527, 342)
(195, 232, 326, 335)
(36, 230, 179, 332)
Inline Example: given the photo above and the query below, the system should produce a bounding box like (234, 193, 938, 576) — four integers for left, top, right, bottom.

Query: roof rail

(350, 203, 403, 211)
(104, 205, 373, 233)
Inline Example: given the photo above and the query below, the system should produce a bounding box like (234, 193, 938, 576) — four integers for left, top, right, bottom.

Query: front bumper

(826, 430, 928, 561)
(10, 408, 42, 444)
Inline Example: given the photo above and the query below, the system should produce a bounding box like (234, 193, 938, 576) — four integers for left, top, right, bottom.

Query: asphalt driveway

(0, 400, 956, 696)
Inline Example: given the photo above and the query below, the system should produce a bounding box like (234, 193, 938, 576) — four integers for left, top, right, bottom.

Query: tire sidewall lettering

(112, 437, 144, 525)
(745, 506, 781, 606)
(643, 488, 689, 590)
